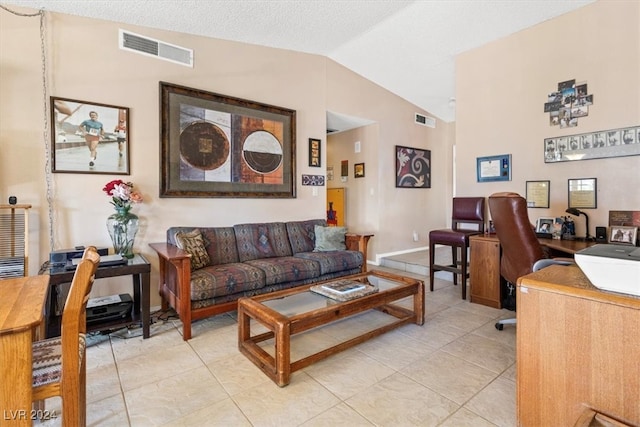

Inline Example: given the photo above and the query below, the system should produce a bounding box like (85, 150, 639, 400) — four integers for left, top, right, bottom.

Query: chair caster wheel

(495, 323, 504, 331)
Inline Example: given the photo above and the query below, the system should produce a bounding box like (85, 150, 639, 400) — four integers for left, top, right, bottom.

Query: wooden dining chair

(31, 246, 100, 426)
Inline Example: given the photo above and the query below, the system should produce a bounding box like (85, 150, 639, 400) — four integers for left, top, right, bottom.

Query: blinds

(0, 204, 30, 278)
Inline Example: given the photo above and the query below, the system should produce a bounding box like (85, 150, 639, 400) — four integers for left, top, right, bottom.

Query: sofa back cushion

(167, 227, 239, 266)
(286, 219, 327, 254)
(234, 222, 293, 262)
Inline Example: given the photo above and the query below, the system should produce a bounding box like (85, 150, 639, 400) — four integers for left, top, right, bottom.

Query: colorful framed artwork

(50, 96, 130, 175)
(395, 145, 431, 188)
(159, 82, 296, 198)
(309, 138, 321, 167)
(476, 154, 511, 182)
(354, 163, 365, 178)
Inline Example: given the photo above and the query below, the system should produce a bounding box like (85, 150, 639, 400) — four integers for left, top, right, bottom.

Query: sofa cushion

(234, 222, 293, 262)
(190, 263, 265, 301)
(314, 225, 347, 251)
(174, 229, 210, 271)
(294, 250, 363, 275)
(168, 227, 239, 266)
(245, 256, 320, 285)
(286, 219, 327, 254)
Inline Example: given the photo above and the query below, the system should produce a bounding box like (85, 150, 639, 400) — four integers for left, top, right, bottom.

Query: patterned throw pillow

(175, 229, 210, 271)
(314, 225, 347, 251)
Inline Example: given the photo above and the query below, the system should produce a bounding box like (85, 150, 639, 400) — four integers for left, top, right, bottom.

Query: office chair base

(495, 318, 516, 330)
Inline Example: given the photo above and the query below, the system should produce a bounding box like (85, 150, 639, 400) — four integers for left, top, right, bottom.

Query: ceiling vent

(415, 113, 436, 128)
(119, 29, 193, 67)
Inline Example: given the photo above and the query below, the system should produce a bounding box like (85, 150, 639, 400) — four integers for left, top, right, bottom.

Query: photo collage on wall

(544, 79, 593, 128)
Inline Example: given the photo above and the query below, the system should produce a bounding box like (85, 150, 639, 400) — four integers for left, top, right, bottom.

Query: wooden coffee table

(237, 270, 424, 386)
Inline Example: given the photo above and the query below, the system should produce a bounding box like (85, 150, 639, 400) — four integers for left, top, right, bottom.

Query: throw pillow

(175, 229, 210, 271)
(314, 225, 347, 251)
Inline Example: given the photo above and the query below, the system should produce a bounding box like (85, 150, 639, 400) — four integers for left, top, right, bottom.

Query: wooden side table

(45, 254, 151, 338)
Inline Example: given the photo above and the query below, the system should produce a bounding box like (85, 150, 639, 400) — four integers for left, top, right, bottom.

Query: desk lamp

(565, 208, 592, 240)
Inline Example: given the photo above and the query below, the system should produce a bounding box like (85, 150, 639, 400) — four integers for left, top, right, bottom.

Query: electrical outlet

(412, 231, 419, 241)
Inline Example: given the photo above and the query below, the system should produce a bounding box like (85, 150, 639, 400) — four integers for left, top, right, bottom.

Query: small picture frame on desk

(536, 217, 554, 234)
(608, 226, 638, 246)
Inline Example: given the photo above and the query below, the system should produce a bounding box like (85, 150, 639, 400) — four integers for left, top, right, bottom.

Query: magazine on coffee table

(310, 280, 378, 301)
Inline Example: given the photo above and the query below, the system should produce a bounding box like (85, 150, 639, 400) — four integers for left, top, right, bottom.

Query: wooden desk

(0, 275, 49, 426)
(469, 234, 595, 308)
(516, 265, 640, 426)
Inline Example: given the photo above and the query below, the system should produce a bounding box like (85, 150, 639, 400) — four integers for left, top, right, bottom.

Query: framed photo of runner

(50, 96, 130, 175)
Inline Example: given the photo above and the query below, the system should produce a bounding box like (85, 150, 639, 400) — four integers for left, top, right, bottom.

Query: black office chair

(488, 192, 573, 330)
(429, 197, 485, 300)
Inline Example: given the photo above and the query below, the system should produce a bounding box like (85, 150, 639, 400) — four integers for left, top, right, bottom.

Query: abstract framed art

(50, 96, 130, 175)
(159, 82, 296, 198)
(395, 145, 431, 188)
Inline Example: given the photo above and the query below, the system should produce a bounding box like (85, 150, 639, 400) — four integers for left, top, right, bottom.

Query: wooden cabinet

(517, 265, 640, 426)
(469, 234, 502, 308)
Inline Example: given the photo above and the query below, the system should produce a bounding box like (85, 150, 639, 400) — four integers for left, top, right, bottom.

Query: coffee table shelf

(237, 270, 424, 386)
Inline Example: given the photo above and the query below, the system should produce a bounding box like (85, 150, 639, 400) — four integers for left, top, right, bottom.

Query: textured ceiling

(6, 0, 595, 123)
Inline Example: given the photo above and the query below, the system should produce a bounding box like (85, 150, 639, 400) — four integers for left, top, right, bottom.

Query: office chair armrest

(533, 258, 574, 272)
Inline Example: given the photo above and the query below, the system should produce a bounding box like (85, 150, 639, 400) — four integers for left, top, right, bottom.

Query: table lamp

(565, 208, 592, 240)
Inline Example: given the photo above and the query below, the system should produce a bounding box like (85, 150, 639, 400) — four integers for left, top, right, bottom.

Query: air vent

(415, 113, 436, 128)
(119, 29, 193, 67)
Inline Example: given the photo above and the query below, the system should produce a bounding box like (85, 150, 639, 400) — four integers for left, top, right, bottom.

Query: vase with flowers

(103, 179, 143, 259)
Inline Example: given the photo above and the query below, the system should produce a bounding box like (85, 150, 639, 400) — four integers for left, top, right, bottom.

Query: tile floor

(41, 250, 517, 427)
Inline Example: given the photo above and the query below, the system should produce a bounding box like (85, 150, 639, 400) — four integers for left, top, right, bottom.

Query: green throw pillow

(175, 229, 210, 271)
(314, 225, 347, 251)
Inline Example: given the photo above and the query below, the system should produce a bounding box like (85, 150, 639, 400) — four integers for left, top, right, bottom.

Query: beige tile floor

(41, 250, 517, 427)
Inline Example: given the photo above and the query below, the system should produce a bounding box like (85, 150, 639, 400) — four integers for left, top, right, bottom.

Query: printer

(574, 244, 640, 297)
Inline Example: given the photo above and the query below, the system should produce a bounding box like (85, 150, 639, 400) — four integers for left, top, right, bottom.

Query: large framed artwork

(50, 96, 130, 175)
(160, 82, 296, 198)
(395, 145, 431, 188)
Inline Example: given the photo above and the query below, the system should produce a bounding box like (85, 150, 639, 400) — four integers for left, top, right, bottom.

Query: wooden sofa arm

(345, 233, 374, 272)
(149, 242, 194, 338)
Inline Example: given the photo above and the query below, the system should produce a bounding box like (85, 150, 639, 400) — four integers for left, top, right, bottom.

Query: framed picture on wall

(308, 138, 321, 167)
(395, 145, 431, 188)
(354, 162, 365, 178)
(159, 82, 296, 198)
(476, 154, 511, 182)
(50, 96, 130, 175)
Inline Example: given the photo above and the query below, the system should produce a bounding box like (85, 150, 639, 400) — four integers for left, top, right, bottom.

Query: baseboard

(375, 246, 429, 265)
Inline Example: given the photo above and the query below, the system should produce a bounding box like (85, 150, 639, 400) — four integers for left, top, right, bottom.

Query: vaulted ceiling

(8, 0, 595, 123)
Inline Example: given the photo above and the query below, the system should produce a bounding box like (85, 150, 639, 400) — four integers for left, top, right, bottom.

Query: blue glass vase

(106, 205, 138, 259)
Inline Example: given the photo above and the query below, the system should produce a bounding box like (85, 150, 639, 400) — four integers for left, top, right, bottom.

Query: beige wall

(0, 6, 449, 304)
(456, 0, 640, 236)
(326, 61, 454, 259)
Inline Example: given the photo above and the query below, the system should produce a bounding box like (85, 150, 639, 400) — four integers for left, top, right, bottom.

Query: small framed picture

(536, 217, 554, 234)
(608, 226, 638, 246)
(309, 138, 321, 167)
(354, 162, 365, 178)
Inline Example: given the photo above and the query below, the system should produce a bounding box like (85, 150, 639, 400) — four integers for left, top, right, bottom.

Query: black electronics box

(50, 246, 108, 266)
(86, 293, 133, 325)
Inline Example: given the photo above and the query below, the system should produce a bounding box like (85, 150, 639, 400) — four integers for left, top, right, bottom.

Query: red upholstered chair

(429, 197, 485, 299)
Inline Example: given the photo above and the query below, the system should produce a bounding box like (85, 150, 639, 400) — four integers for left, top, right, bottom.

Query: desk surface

(0, 275, 49, 334)
(0, 275, 49, 425)
(472, 233, 595, 255)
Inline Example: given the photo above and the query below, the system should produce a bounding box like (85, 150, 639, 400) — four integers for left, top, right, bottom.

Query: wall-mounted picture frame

(354, 163, 365, 178)
(568, 177, 597, 209)
(544, 125, 640, 163)
(50, 96, 130, 175)
(395, 145, 431, 188)
(159, 82, 296, 198)
(608, 226, 638, 246)
(308, 138, 321, 167)
(476, 154, 512, 182)
(526, 180, 550, 208)
(536, 217, 554, 234)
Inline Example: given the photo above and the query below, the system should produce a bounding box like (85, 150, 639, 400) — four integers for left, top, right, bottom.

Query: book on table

(321, 280, 366, 294)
